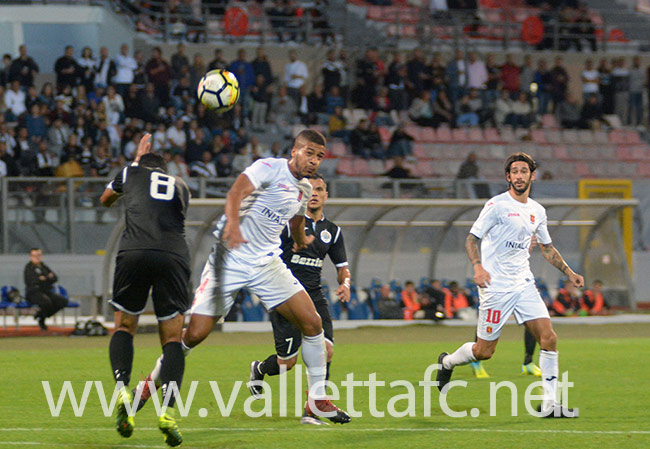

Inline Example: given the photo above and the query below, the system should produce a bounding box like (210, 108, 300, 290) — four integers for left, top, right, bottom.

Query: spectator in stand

(102, 85, 124, 126)
(0, 54, 12, 87)
(495, 89, 513, 127)
(401, 280, 421, 320)
(145, 47, 172, 107)
(355, 48, 382, 110)
(580, 280, 608, 315)
(90, 143, 111, 177)
(171, 43, 190, 81)
(284, 50, 308, 106)
(551, 280, 579, 316)
(367, 122, 384, 159)
(228, 49, 255, 116)
(4, 80, 26, 121)
(432, 89, 454, 128)
(138, 83, 160, 124)
(628, 56, 643, 127)
(580, 93, 607, 130)
(337, 49, 351, 102)
(446, 50, 467, 107)
(373, 86, 394, 125)
(520, 54, 535, 95)
(467, 88, 493, 127)
(166, 118, 187, 151)
(269, 85, 297, 134)
(94, 46, 116, 89)
(350, 118, 381, 159)
(132, 50, 147, 88)
(578, 58, 599, 106)
(77, 47, 96, 93)
(252, 47, 273, 90)
(406, 49, 428, 103)
(250, 74, 271, 132)
(549, 56, 569, 113)
(328, 105, 349, 142)
(0, 140, 18, 177)
(171, 76, 193, 111)
(190, 149, 217, 178)
(34, 140, 56, 176)
(408, 90, 435, 127)
(47, 117, 70, 157)
(501, 54, 520, 98)
(123, 84, 140, 120)
(386, 57, 408, 112)
(456, 151, 479, 179)
(611, 57, 630, 125)
(215, 152, 233, 178)
(322, 49, 343, 96)
(208, 48, 227, 72)
(231, 145, 253, 176)
(444, 281, 471, 319)
(189, 53, 206, 92)
(382, 156, 416, 179)
(60, 133, 82, 163)
(484, 53, 501, 108)
(307, 82, 328, 125)
(9, 45, 39, 88)
(325, 85, 345, 114)
(113, 44, 137, 98)
(387, 122, 414, 159)
(467, 52, 487, 91)
(598, 58, 615, 115)
(14, 126, 33, 161)
(422, 279, 446, 316)
(575, 6, 597, 52)
(506, 91, 534, 129)
(377, 284, 402, 320)
(455, 94, 479, 127)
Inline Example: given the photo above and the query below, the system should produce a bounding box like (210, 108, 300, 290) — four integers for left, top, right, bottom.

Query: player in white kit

(135, 129, 350, 422)
(436, 152, 583, 418)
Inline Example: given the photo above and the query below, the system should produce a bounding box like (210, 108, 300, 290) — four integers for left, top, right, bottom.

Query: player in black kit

(248, 173, 351, 425)
(100, 133, 189, 447)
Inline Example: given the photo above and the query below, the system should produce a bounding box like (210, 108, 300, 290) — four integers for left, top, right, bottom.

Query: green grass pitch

(1, 322, 649, 448)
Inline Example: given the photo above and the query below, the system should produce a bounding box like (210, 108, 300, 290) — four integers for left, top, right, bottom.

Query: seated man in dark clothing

(551, 281, 579, 317)
(24, 248, 68, 330)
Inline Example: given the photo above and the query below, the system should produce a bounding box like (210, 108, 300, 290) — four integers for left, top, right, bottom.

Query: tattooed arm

(466, 234, 491, 288)
(539, 242, 584, 288)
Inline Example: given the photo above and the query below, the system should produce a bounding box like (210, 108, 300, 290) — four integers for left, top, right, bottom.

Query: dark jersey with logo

(280, 215, 348, 291)
(109, 164, 190, 259)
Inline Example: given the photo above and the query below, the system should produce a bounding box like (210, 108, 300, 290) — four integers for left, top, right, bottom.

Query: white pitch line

(1, 427, 649, 435)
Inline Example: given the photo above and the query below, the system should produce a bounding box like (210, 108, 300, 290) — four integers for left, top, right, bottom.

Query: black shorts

(270, 288, 333, 359)
(110, 249, 191, 320)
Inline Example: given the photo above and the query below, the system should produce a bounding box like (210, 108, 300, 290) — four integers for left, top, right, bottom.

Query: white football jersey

(214, 158, 312, 266)
(469, 191, 552, 292)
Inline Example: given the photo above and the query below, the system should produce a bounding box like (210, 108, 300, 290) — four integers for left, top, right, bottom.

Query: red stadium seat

(483, 128, 501, 143)
(531, 129, 547, 144)
(575, 162, 592, 177)
(625, 130, 642, 145)
(452, 128, 469, 143)
(468, 127, 484, 142)
(336, 158, 354, 176)
(436, 126, 453, 142)
(609, 130, 626, 144)
(330, 141, 348, 157)
(561, 129, 579, 144)
(420, 127, 436, 143)
(541, 114, 558, 129)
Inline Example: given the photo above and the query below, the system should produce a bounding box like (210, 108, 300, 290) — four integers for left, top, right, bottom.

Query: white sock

(443, 342, 476, 370)
(540, 350, 558, 410)
(149, 355, 163, 384)
(150, 340, 191, 384)
(302, 332, 327, 399)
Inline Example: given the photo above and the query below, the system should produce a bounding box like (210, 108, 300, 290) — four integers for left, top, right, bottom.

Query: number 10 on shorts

(486, 309, 501, 324)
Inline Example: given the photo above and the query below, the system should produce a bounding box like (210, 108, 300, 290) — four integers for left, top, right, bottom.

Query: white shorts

(476, 282, 550, 341)
(190, 244, 305, 317)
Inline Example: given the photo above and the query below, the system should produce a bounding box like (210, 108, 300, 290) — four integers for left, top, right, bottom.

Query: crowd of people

(1, 42, 649, 179)
(370, 276, 608, 321)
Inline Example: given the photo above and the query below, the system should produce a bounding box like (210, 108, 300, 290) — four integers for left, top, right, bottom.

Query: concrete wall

(0, 5, 134, 72)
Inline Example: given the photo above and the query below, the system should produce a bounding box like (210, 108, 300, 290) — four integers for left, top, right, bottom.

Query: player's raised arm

(466, 233, 491, 287)
(222, 173, 255, 249)
(289, 214, 315, 251)
(539, 242, 584, 288)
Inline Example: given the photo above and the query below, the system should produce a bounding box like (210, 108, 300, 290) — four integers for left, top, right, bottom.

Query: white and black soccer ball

(197, 69, 240, 113)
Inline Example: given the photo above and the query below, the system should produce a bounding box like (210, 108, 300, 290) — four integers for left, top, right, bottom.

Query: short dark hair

(30, 248, 41, 253)
(295, 129, 326, 147)
(139, 153, 167, 172)
(504, 152, 537, 174)
(309, 172, 326, 185)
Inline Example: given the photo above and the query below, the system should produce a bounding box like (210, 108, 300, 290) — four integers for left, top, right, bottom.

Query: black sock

(474, 333, 478, 343)
(259, 354, 280, 376)
(524, 329, 537, 365)
(109, 330, 134, 386)
(160, 342, 185, 408)
(326, 362, 331, 381)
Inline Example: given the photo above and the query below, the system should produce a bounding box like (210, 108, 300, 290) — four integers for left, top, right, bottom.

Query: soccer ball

(197, 69, 240, 113)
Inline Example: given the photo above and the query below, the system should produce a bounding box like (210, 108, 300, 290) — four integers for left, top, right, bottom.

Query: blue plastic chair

(346, 286, 370, 320)
(0, 287, 17, 330)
